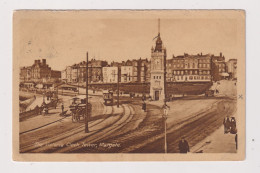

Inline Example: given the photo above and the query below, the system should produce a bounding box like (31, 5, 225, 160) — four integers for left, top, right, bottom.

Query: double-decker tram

(103, 90, 113, 106)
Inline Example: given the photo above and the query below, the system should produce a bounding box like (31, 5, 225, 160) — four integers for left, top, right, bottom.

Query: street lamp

(163, 103, 169, 153)
(117, 64, 120, 108)
(85, 52, 89, 133)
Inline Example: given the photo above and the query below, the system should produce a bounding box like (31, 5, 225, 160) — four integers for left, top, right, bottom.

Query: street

(19, 80, 237, 153)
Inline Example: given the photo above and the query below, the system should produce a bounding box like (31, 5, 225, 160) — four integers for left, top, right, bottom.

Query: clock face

(155, 58, 161, 69)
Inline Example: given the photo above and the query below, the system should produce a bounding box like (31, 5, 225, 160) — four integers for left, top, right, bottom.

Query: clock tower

(150, 19, 167, 101)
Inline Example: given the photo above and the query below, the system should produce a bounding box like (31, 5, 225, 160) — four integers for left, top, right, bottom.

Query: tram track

(56, 104, 133, 153)
(130, 100, 236, 153)
(20, 97, 114, 153)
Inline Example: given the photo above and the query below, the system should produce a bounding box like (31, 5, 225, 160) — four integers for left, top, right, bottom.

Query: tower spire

(154, 18, 162, 52)
(158, 18, 160, 34)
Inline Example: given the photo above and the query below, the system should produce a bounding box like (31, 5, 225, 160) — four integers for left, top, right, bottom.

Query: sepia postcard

(13, 10, 245, 161)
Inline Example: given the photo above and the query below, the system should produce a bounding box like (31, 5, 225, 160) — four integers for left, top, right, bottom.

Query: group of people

(223, 116, 237, 134)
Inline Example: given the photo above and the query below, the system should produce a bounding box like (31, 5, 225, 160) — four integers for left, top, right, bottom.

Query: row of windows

(153, 76, 162, 79)
(218, 64, 226, 67)
(199, 63, 210, 68)
(172, 59, 210, 63)
(167, 63, 210, 68)
(173, 75, 211, 80)
(198, 59, 210, 63)
(173, 70, 210, 75)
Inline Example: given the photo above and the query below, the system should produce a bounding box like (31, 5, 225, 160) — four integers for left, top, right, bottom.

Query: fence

(19, 99, 58, 122)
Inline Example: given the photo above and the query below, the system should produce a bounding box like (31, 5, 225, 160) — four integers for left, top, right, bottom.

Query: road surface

(20, 80, 237, 153)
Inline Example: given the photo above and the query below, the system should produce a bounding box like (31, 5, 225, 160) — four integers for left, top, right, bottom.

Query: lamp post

(85, 52, 89, 133)
(117, 64, 120, 108)
(163, 104, 169, 153)
(77, 65, 79, 95)
(56, 84, 58, 100)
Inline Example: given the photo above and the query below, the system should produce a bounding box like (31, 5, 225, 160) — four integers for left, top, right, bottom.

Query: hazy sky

(14, 10, 244, 71)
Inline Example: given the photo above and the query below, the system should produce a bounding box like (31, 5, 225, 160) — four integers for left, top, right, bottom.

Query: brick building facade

(20, 59, 61, 83)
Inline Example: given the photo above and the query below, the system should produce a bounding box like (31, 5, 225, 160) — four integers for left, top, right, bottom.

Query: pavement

(191, 125, 237, 153)
(20, 94, 72, 134)
(20, 94, 112, 134)
(20, 108, 66, 134)
(191, 80, 238, 153)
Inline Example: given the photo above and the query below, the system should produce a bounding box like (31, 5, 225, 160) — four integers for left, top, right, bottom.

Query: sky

(14, 10, 245, 71)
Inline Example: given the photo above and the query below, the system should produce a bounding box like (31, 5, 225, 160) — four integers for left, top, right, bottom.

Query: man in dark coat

(235, 134, 238, 150)
(226, 117, 231, 133)
(178, 137, 190, 153)
(61, 103, 64, 114)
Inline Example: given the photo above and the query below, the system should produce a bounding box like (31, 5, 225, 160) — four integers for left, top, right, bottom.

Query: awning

(220, 73, 229, 77)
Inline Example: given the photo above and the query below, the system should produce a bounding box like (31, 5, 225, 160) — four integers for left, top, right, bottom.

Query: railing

(19, 99, 58, 122)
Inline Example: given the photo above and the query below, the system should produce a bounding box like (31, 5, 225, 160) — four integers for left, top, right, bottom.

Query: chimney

(34, 60, 37, 64)
(201, 52, 202, 56)
(220, 52, 222, 57)
(42, 59, 46, 65)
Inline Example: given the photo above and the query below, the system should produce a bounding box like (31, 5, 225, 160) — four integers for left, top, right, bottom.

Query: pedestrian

(163, 104, 170, 118)
(235, 134, 238, 150)
(230, 117, 237, 134)
(61, 103, 64, 114)
(142, 101, 146, 112)
(226, 117, 231, 133)
(178, 137, 190, 153)
(54, 101, 57, 109)
(35, 105, 40, 115)
(223, 117, 227, 134)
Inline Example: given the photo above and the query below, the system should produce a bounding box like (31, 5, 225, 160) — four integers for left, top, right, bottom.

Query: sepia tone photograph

(13, 10, 245, 161)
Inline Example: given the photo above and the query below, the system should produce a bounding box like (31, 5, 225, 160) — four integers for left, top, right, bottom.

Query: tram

(103, 90, 113, 106)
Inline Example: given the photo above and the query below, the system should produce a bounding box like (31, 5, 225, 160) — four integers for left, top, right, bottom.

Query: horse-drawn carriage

(69, 97, 91, 122)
